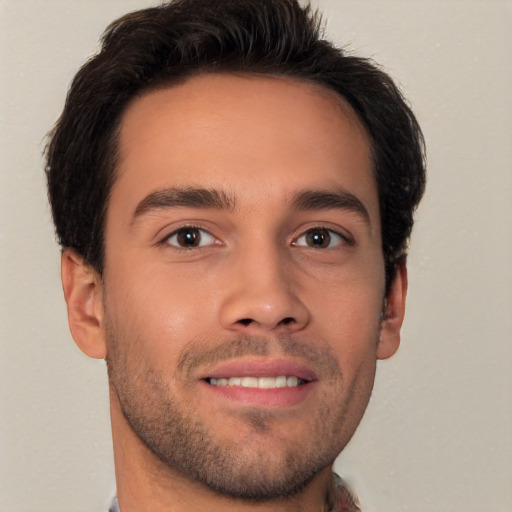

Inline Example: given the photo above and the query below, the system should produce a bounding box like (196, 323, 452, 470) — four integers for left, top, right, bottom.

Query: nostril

(235, 316, 297, 329)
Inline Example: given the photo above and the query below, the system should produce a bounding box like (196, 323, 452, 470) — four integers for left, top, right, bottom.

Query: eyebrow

(132, 186, 370, 226)
(133, 187, 236, 220)
(291, 189, 371, 225)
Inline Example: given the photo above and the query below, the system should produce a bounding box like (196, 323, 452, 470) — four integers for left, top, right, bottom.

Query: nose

(219, 244, 310, 334)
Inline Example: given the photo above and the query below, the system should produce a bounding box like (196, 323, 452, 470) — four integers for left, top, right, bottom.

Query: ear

(61, 249, 107, 359)
(377, 262, 408, 360)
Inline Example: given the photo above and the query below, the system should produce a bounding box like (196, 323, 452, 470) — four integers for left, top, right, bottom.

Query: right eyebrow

(132, 187, 236, 222)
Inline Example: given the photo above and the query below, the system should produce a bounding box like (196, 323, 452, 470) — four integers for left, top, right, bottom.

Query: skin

(61, 74, 407, 512)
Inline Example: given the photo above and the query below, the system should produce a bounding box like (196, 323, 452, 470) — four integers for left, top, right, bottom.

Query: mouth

(199, 359, 316, 408)
(205, 376, 307, 388)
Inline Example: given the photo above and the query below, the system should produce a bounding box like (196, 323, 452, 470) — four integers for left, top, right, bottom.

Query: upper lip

(200, 358, 318, 382)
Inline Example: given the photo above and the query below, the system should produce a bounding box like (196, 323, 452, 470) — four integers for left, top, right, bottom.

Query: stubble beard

(106, 329, 376, 501)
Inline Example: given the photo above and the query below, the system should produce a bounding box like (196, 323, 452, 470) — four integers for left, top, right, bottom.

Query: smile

(207, 376, 306, 388)
(198, 358, 317, 407)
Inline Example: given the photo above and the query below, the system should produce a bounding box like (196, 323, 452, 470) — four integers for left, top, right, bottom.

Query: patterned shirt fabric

(329, 472, 362, 512)
(108, 472, 361, 512)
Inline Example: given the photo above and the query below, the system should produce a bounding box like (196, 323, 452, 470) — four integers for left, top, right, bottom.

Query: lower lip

(200, 380, 315, 408)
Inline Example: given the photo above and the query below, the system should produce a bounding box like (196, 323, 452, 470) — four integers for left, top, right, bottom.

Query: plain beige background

(1, 1, 511, 511)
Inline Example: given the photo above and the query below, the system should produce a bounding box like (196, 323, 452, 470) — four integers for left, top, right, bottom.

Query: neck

(110, 393, 333, 512)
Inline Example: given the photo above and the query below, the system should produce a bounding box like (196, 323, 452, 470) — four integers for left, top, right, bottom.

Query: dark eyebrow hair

(133, 187, 236, 219)
(292, 189, 370, 225)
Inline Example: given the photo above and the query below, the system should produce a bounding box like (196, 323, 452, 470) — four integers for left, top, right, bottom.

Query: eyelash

(161, 225, 217, 250)
(160, 225, 353, 251)
(292, 226, 353, 249)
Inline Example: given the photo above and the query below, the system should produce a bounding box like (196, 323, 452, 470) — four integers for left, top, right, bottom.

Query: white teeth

(275, 376, 287, 388)
(241, 377, 258, 387)
(258, 377, 275, 389)
(208, 376, 304, 388)
(287, 376, 299, 387)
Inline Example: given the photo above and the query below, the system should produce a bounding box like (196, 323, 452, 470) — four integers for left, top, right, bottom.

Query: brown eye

(294, 227, 346, 249)
(305, 228, 331, 248)
(166, 227, 215, 248)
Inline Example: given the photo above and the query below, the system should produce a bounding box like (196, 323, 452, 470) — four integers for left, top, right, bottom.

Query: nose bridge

(219, 237, 309, 333)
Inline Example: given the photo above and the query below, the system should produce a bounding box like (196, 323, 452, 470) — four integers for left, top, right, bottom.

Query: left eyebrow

(291, 189, 371, 226)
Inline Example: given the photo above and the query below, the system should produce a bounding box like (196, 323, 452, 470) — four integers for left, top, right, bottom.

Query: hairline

(103, 70, 378, 262)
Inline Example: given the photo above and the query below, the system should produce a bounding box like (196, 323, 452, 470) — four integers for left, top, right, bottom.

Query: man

(45, 0, 425, 510)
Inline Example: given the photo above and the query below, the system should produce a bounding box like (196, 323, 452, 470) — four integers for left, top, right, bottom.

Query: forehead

(112, 73, 376, 218)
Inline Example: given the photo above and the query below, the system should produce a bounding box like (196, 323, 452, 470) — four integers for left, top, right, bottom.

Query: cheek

(310, 278, 383, 334)
(308, 276, 384, 371)
(103, 261, 221, 366)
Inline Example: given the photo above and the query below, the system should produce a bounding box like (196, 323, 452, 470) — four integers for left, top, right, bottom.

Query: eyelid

(160, 225, 219, 249)
(292, 226, 354, 248)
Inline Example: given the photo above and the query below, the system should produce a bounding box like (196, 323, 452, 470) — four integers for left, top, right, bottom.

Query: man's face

(101, 74, 395, 499)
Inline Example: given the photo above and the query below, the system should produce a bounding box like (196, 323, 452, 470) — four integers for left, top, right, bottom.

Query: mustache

(177, 335, 342, 380)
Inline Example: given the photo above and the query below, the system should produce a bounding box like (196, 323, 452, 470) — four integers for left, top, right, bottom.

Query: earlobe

(376, 262, 408, 360)
(61, 249, 107, 359)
